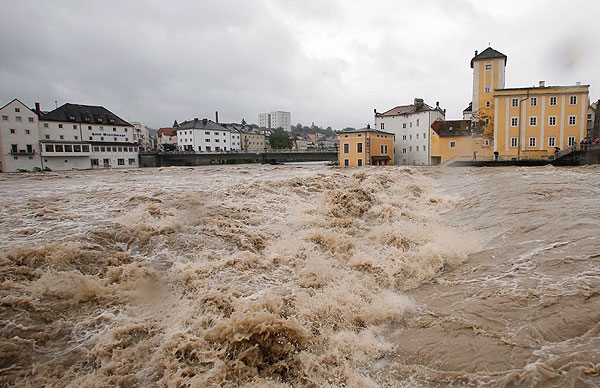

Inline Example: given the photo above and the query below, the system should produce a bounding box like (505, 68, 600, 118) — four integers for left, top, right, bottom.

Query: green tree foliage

(269, 127, 292, 149)
(291, 123, 341, 137)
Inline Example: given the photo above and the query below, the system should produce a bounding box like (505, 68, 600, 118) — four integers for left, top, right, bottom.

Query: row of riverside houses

(338, 46, 597, 167)
(0, 100, 140, 172)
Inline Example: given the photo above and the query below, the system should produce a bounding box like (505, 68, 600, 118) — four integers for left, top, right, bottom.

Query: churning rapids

(1, 164, 599, 387)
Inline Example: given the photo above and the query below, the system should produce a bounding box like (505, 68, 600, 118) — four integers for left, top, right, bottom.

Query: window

(423, 133, 426, 138)
(118, 159, 125, 165)
(25, 129, 30, 134)
(529, 137, 537, 147)
(28, 117, 34, 123)
(357, 143, 363, 153)
(511, 117, 519, 127)
(58, 124, 63, 128)
(205, 131, 210, 135)
(16, 116, 22, 122)
(11, 144, 18, 153)
(485, 118, 490, 125)
(416, 146, 419, 151)
(55, 144, 64, 152)
(416, 134, 419, 139)
(410, 122, 413, 128)
(344, 159, 349, 166)
(511, 137, 518, 147)
(2, 115, 8, 121)
(357, 159, 363, 166)
(568, 116, 576, 126)
(205, 138, 210, 142)
(59, 135, 64, 140)
(380, 144, 388, 153)
(485, 64, 492, 70)
(512, 98, 519, 107)
(402, 123, 406, 129)
(416, 119, 420, 127)
(569, 95, 577, 105)
(550, 96, 557, 106)
(549, 116, 557, 126)
(74, 145, 81, 152)
(530, 97, 537, 107)
(380, 123, 384, 130)
(529, 117, 537, 126)
(548, 137, 556, 147)
(82, 145, 90, 152)
(10, 128, 15, 134)
(64, 145, 73, 152)
(484, 139, 490, 147)
(14, 107, 20, 112)
(44, 123, 48, 128)
(486, 101, 491, 108)
(568, 136, 576, 146)
(88, 126, 92, 130)
(91, 158, 99, 166)
(409, 135, 412, 140)
(402, 135, 407, 140)
(402, 148, 407, 153)
(45, 144, 54, 152)
(113, 127, 116, 131)
(73, 125, 77, 129)
(450, 141, 456, 148)
(409, 146, 412, 151)
(114, 138, 117, 141)
(128, 158, 136, 165)
(343, 144, 349, 153)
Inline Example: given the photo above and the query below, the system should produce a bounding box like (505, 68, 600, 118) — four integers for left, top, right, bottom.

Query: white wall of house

(178, 128, 241, 152)
(0, 99, 42, 172)
(375, 109, 445, 165)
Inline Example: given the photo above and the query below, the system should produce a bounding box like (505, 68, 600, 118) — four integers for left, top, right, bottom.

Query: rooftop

(40, 103, 131, 126)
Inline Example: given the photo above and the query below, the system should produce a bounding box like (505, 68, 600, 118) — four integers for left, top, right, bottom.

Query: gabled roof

(431, 119, 473, 137)
(471, 47, 507, 68)
(40, 103, 131, 126)
(0, 98, 36, 113)
(157, 127, 177, 137)
(376, 99, 442, 117)
(178, 118, 229, 131)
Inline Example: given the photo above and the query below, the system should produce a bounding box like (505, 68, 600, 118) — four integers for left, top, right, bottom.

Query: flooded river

(1, 164, 599, 387)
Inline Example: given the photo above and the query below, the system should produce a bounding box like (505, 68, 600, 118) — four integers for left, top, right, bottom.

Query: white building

(0, 99, 42, 172)
(374, 98, 445, 165)
(39, 103, 138, 170)
(258, 111, 291, 132)
(177, 118, 241, 152)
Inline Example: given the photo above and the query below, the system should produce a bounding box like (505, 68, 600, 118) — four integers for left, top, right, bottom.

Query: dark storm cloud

(1, 0, 599, 129)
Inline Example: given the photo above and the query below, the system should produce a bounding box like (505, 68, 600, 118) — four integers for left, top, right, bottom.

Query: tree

(269, 127, 292, 149)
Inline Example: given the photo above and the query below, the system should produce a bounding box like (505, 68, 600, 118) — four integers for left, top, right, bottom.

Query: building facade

(493, 83, 589, 158)
(374, 98, 445, 165)
(338, 126, 394, 167)
(430, 119, 487, 164)
(0, 99, 42, 172)
(177, 118, 241, 152)
(258, 111, 291, 132)
(39, 103, 138, 170)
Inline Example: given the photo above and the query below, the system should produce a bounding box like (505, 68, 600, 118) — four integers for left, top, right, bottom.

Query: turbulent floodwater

(0, 164, 599, 387)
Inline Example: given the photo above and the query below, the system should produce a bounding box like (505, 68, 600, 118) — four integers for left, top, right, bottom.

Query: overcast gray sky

(1, 0, 598, 130)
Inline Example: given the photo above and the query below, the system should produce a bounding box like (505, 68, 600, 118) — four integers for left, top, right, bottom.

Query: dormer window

(69, 115, 76, 121)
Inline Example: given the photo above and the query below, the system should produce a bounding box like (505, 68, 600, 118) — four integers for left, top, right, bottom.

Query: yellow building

(430, 120, 490, 164)
(447, 46, 591, 161)
(494, 83, 589, 158)
(338, 126, 394, 166)
(471, 47, 507, 140)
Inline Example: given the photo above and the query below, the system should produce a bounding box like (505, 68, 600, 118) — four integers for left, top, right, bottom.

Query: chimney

(576, 81, 581, 86)
(215, 111, 219, 123)
(414, 98, 424, 110)
(367, 124, 370, 129)
(203, 118, 208, 125)
(436, 101, 439, 108)
(475, 50, 478, 56)
(539, 81, 545, 87)
(35, 102, 41, 116)
(194, 117, 198, 121)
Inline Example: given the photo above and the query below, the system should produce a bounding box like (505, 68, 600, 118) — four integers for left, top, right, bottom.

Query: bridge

(140, 150, 338, 167)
